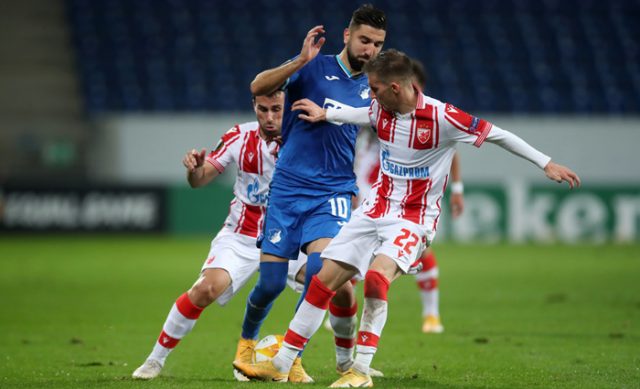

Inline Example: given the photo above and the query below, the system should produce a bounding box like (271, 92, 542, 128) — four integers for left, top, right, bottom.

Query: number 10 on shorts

(328, 197, 349, 219)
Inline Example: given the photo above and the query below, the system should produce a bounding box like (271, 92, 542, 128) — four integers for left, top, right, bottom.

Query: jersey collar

(335, 55, 354, 78)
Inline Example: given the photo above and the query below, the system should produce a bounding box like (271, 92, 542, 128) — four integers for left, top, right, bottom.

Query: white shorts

(201, 228, 260, 306)
(201, 228, 305, 304)
(321, 208, 430, 279)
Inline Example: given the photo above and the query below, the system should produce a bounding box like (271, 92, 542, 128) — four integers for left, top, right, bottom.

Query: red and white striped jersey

(362, 93, 492, 230)
(205, 121, 279, 238)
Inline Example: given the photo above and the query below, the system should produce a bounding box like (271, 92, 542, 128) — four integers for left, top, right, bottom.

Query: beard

(346, 46, 368, 72)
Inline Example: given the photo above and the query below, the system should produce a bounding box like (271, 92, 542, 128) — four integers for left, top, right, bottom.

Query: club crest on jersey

(417, 126, 431, 144)
(359, 85, 370, 100)
(268, 229, 282, 244)
(247, 152, 255, 162)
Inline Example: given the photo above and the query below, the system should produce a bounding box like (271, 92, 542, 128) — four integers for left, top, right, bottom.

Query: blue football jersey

(273, 54, 371, 195)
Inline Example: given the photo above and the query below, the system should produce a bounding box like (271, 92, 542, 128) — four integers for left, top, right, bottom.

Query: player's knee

(364, 270, 390, 301)
(256, 274, 287, 299)
(190, 278, 225, 306)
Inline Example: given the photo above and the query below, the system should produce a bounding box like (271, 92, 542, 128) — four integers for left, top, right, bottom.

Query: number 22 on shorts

(393, 228, 419, 255)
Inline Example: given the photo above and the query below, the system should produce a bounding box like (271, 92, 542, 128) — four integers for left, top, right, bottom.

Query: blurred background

(1, 0, 639, 242)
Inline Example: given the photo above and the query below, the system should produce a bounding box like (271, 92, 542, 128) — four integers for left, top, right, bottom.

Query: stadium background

(1, 1, 639, 387)
(1, 0, 639, 241)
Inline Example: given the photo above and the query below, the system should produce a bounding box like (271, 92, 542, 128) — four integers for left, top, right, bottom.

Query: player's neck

(337, 50, 363, 77)
(397, 88, 419, 115)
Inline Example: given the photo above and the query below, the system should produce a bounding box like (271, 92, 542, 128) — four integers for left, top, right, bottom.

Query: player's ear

(390, 82, 401, 94)
(343, 28, 350, 45)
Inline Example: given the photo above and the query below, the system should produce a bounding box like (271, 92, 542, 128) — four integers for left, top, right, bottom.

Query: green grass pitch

(1, 236, 639, 388)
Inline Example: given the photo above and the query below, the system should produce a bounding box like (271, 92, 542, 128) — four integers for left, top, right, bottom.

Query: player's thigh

(301, 193, 352, 251)
(259, 190, 306, 260)
(321, 211, 378, 279)
(369, 254, 404, 283)
(375, 219, 428, 274)
(201, 230, 261, 305)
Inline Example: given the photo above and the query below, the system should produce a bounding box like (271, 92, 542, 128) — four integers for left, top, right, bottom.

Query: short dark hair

(252, 89, 284, 102)
(411, 58, 427, 88)
(349, 4, 387, 31)
(364, 49, 413, 84)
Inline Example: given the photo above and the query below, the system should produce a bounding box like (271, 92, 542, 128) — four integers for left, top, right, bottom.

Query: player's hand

(292, 98, 326, 122)
(299, 25, 326, 64)
(183, 148, 206, 173)
(544, 161, 581, 189)
(449, 193, 464, 218)
(406, 258, 423, 275)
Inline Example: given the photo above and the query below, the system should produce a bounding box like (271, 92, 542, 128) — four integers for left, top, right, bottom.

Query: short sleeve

(441, 103, 493, 147)
(205, 125, 242, 173)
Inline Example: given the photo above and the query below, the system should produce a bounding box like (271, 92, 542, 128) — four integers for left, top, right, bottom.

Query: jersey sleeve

(441, 103, 493, 147)
(325, 105, 371, 126)
(205, 125, 242, 173)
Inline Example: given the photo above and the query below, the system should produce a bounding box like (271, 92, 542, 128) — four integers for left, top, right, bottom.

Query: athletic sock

(241, 261, 288, 340)
(272, 276, 335, 373)
(148, 292, 204, 364)
(353, 270, 389, 375)
(329, 301, 358, 370)
(415, 251, 439, 317)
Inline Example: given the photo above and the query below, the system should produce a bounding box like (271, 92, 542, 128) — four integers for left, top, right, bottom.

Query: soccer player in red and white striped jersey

(353, 130, 465, 334)
(233, 49, 580, 387)
(132, 91, 284, 380)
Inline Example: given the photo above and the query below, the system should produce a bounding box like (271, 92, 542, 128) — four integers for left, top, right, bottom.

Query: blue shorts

(258, 188, 352, 260)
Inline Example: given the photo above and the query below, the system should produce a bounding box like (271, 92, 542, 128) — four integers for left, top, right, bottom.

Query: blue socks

(241, 261, 288, 340)
(295, 252, 323, 311)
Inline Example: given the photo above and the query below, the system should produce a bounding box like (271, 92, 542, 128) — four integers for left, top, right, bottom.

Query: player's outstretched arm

(543, 161, 581, 189)
(250, 25, 326, 96)
(484, 127, 580, 189)
(183, 148, 220, 188)
(293, 98, 370, 126)
(292, 98, 326, 122)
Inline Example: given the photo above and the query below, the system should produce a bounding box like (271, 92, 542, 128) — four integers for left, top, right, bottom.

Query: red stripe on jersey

(473, 122, 493, 147)
(444, 104, 492, 146)
(357, 331, 380, 347)
(175, 292, 204, 319)
(432, 175, 448, 231)
(390, 116, 397, 143)
(240, 130, 261, 174)
(376, 109, 394, 142)
(365, 174, 393, 219)
(434, 106, 440, 148)
(210, 125, 241, 160)
(157, 330, 180, 349)
(335, 336, 355, 349)
(235, 204, 263, 237)
(400, 178, 431, 224)
(412, 105, 437, 149)
(408, 114, 415, 147)
(284, 329, 308, 349)
(234, 202, 246, 234)
(206, 159, 225, 173)
(367, 160, 380, 186)
(257, 130, 264, 175)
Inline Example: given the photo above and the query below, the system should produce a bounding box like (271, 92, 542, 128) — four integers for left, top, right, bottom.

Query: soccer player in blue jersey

(233, 4, 387, 383)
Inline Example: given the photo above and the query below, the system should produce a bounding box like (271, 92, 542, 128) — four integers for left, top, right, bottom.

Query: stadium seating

(66, 0, 639, 113)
